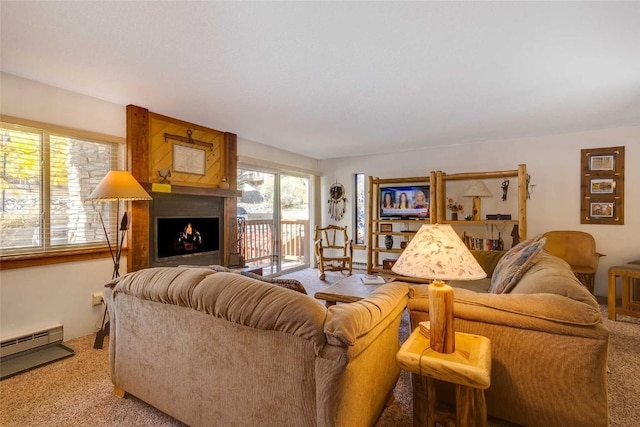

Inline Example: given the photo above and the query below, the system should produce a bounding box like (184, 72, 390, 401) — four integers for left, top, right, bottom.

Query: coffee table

(314, 273, 394, 307)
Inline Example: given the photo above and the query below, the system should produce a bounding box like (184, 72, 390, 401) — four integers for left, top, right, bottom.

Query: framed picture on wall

(589, 178, 616, 195)
(589, 154, 615, 171)
(589, 202, 615, 218)
(173, 144, 206, 175)
(580, 146, 625, 225)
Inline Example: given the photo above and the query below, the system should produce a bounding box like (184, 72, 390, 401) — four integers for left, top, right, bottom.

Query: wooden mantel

(126, 105, 238, 272)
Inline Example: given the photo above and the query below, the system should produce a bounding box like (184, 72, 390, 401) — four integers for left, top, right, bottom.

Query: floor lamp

(88, 171, 152, 349)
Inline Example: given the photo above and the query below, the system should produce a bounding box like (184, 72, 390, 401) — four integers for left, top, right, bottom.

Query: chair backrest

(314, 225, 350, 249)
(542, 230, 601, 270)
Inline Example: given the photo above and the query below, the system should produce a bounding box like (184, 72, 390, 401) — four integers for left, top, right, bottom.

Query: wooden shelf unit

(367, 176, 435, 282)
(434, 164, 528, 247)
(366, 166, 528, 281)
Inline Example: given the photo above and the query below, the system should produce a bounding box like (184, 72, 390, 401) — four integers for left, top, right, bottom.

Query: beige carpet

(1, 268, 638, 426)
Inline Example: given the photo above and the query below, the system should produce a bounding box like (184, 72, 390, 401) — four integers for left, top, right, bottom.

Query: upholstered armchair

(314, 225, 353, 280)
(542, 230, 604, 293)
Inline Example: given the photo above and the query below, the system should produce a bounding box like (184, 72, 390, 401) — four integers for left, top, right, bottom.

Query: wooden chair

(542, 230, 604, 294)
(314, 225, 353, 280)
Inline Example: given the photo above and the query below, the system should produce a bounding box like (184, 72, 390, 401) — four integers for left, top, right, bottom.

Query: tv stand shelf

(367, 175, 435, 280)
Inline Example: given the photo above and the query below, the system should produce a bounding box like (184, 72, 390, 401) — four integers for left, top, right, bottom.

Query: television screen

(380, 186, 430, 219)
(156, 217, 220, 259)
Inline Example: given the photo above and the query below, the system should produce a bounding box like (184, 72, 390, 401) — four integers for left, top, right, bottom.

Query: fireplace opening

(155, 216, 220, 262)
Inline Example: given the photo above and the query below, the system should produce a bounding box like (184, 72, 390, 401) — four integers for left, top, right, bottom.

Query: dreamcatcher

(328, 181, 347, 221)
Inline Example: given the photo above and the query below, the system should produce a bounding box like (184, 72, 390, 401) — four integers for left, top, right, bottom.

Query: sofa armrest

(324, 283, 408, 351)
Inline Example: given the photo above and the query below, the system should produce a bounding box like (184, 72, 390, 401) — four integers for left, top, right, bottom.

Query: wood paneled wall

(126, 105, 239, 272)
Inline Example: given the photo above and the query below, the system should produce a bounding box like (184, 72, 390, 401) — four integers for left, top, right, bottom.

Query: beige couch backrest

(510, 251, 598, 308)
(112, 267, 328, 352)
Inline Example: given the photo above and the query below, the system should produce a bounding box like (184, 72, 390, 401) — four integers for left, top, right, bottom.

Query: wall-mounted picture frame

(590, 178, 616, 195)
(590, 202, 615, 218)
(581, 146, 624, 225)
(173, 144, 206, 175)
(379, 223, 393, 232)
(589, 154, 615, 171)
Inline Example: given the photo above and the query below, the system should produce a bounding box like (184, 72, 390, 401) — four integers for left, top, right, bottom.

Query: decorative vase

(385, 235, 393, 250)
(451, 212, 458, 221)
(219, 176, 230, 189)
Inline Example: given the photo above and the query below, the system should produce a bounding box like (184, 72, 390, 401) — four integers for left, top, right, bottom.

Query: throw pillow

(240, 271, 308, 294)
(489, 236, 546, 294)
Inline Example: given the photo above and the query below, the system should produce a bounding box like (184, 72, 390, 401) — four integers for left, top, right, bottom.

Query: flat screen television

(380, 185, 430, 219)
(156, 216, 220, 260)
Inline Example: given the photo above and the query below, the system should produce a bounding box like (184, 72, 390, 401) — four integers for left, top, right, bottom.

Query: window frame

(354, 172, 366, 247)
(0, 115, 125, 270)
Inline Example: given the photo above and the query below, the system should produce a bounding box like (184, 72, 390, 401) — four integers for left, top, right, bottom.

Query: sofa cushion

(510, 252, 599, 308)
(489, 236, 546, 294)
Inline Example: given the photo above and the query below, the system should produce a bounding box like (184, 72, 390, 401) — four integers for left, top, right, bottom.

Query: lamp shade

(88, 171, 152, 201)
(464, 180, 493, 198)
(391, 224, 486, 280)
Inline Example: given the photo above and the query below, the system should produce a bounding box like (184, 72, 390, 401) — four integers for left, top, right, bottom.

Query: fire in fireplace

(156, 217, 220, 260)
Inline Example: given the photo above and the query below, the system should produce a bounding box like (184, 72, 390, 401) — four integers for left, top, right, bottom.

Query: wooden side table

(229, 265, 263, 276)
(397, 327, 491, 427)
(313, 273, 394, 307)
(608, 264, 640, 320)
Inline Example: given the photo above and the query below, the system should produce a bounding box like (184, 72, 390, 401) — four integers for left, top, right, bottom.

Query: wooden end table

(313, 273, 394, 307)
(396, 327, 491, 427)
(608, 264, 640, 320)
(229, 265, 263, 276)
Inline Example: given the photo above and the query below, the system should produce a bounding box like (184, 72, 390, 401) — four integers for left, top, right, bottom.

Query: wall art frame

(581, 146, 625, 225)
(173, 144, 206, 175)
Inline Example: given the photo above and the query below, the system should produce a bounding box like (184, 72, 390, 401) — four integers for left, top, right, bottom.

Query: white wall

(238, 137, 320, 173)
(320, 127, 640, 296)
(0, 73, 318, 341)
(1, 73, 128, 341)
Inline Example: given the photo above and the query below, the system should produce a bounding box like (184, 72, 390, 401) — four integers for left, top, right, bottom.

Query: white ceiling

(2, 2, 639, 159)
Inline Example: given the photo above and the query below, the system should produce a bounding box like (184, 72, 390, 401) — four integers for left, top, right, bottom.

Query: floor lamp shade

(87, 171, 152, 202)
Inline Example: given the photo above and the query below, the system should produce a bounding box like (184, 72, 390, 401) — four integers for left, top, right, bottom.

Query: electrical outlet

(92, 292, 104, 306)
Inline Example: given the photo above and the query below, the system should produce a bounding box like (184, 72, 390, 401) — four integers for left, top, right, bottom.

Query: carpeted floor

(1, 268, 638, 426)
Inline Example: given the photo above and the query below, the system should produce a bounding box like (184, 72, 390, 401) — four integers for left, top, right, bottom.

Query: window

(354, 173, 365, 245)
(0, 118, 123, 257)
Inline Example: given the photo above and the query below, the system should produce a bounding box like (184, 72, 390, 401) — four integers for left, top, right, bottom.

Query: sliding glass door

(238, 168, 310, 275)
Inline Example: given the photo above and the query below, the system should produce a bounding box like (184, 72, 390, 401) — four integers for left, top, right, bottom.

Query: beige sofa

(408, 251, 609, 427)
(105, 267, 408, 427)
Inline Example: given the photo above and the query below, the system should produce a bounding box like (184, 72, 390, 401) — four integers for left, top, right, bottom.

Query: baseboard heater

(0, 324, 75, 380)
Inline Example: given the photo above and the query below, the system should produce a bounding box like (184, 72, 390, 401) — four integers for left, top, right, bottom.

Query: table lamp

(87, 170, 152, 349)
(392, 224, 485, 353)
(463, 180, 493, 220)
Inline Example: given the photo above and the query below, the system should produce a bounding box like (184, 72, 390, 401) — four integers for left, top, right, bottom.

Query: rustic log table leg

(608, 269, 617, 321)
(456, 385, 487, 427)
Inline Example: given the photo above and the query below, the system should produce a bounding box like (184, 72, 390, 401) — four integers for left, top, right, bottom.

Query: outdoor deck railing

(243, 219, 309, 267)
